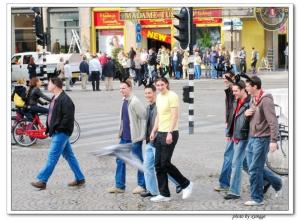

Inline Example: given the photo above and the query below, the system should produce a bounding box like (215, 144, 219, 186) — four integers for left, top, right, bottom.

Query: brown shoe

(132, 186, 146, 194)
(31, 181, 46, 190)
(68, 179, 86, 187)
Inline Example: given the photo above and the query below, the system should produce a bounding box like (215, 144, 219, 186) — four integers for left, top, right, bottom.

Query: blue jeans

(232, 64, 237, 74)
(210, 63, 217, 78)
(194, 65, 201, 79)
(143, 143, 179, 195)
(115, 138, 145, 189)
(229, 140, 248, 195)
(37, 132, 85, 183)
(218, 140, 234, 188)
(246, 137, 278, 203)
(173, 61, 181, 79)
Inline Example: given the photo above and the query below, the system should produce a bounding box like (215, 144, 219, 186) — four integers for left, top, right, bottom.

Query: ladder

(68, 29, 82, 54)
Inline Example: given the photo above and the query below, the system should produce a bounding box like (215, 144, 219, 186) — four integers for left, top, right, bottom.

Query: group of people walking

(28, 76, 193, 203)
(16, 43, 282, 207)
(214, 72, 282, 206)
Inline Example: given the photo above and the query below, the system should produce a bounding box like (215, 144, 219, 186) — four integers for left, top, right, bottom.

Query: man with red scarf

(244, 76, 282, 206)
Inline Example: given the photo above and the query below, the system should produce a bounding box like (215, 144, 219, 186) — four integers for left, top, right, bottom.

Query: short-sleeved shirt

(156, 90, 179, 132)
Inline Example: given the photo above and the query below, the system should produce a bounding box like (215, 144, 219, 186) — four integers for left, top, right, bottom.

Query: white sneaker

(150, 195, 171, 202)
(244, 200, 264, 206)
(182, 182, 193, 199)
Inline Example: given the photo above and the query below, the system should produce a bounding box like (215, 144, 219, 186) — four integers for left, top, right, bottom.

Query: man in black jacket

(31, 78, 85, 190)
(223, 80, 251, 200)
(214, 71, 236, 192)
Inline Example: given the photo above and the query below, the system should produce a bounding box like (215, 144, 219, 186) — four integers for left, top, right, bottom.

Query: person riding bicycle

(26, 77, 51, 120)
(11, 79, 30, 119)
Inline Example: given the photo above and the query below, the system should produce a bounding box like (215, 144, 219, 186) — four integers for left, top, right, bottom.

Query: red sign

(142, 30, 171, 44)
(193, 18, 222, 25)
(140, 19, 172, 26)
(99, 29, 124, 36)
(94, 11, 124, 26)
(193, 9, 222, 18)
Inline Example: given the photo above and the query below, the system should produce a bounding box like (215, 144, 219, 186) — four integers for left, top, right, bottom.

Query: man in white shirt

(88, 54, 102, 91)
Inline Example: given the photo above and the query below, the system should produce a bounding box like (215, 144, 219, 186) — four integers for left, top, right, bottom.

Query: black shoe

(68, 179, 85, 187)
(140, 191, 156, 197)
(224, 194, 240, 200)
(176, 185, 182, 194)
(263, 183, 271, 194)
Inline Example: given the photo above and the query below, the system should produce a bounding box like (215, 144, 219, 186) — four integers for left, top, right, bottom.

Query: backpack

(13, 93, 25, 108)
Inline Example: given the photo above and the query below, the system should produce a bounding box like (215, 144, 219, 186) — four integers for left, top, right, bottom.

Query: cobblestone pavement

(10, 71, 290, 213)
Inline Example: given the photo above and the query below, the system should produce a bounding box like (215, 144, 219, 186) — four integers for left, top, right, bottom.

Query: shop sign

(120, 11, 173, 20)
(120, 9, 222, 21)
(140, 19, 172, 26)
(193, 17, 222, 25)
(193, 9, 222, 18)
(100, 29, 124, 35)
(94, 11, 124, 26)
(141, 30, 171, 44)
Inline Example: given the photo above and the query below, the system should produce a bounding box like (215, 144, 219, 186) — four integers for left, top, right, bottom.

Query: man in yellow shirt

(150, 77, 193, 202)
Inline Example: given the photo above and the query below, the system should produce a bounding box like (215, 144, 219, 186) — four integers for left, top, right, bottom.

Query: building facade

(11, 7, 288, 69)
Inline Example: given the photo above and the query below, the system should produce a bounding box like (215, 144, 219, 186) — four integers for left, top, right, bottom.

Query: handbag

(13, 93, 25, 108)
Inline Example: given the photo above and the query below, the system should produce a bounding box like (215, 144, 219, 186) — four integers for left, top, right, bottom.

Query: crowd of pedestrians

(46, 45, 259, 92)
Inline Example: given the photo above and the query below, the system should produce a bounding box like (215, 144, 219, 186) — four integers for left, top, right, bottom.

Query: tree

(197, 29, 211, 49)
(111, 47, 123, 80)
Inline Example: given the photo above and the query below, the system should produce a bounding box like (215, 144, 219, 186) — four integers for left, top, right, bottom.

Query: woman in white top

(181, 50, 189, 80)
(64, 60, 72, 91)
(159, 48, 170, 77)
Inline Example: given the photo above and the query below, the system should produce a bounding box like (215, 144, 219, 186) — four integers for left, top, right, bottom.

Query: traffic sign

(136, 23, 141, 32)
(136, 33, 142, 43)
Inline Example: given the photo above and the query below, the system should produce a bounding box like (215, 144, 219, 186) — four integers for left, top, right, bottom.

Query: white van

(11, 52, 81, 83)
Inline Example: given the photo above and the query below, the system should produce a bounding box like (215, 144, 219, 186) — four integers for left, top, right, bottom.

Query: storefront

(91, 8, 174, 53)
(140, 19, 172, 51)
(47, 8, 80, 53)
(91, 9, 125, 56)
(193, 8, 223, 50)
(11, 8, 36, 53)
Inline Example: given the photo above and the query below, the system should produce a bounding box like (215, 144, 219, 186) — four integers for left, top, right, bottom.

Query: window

(12, 13, 36, 53)
(23, 55, 32, 64)
(11, 55, 22, 65)
(49, 10, 79, 53)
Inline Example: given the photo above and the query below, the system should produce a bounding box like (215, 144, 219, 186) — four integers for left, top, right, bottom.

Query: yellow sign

(142, 30, 171, 43)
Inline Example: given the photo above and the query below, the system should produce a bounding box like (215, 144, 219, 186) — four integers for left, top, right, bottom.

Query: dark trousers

(240, 59, 247, 74)
(91, 71, 100, 91)
(154, 131, 190, 197)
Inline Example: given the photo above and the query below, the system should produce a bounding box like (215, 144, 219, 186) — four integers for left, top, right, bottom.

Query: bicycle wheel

(11, 116, 17, 145)
(266, 135, 288, 176)
(13, 119, 38, 147)
(69, 120, 80, 144)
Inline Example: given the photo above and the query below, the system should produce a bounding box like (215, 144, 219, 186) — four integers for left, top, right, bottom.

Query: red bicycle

(12, 111, 80, 147)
